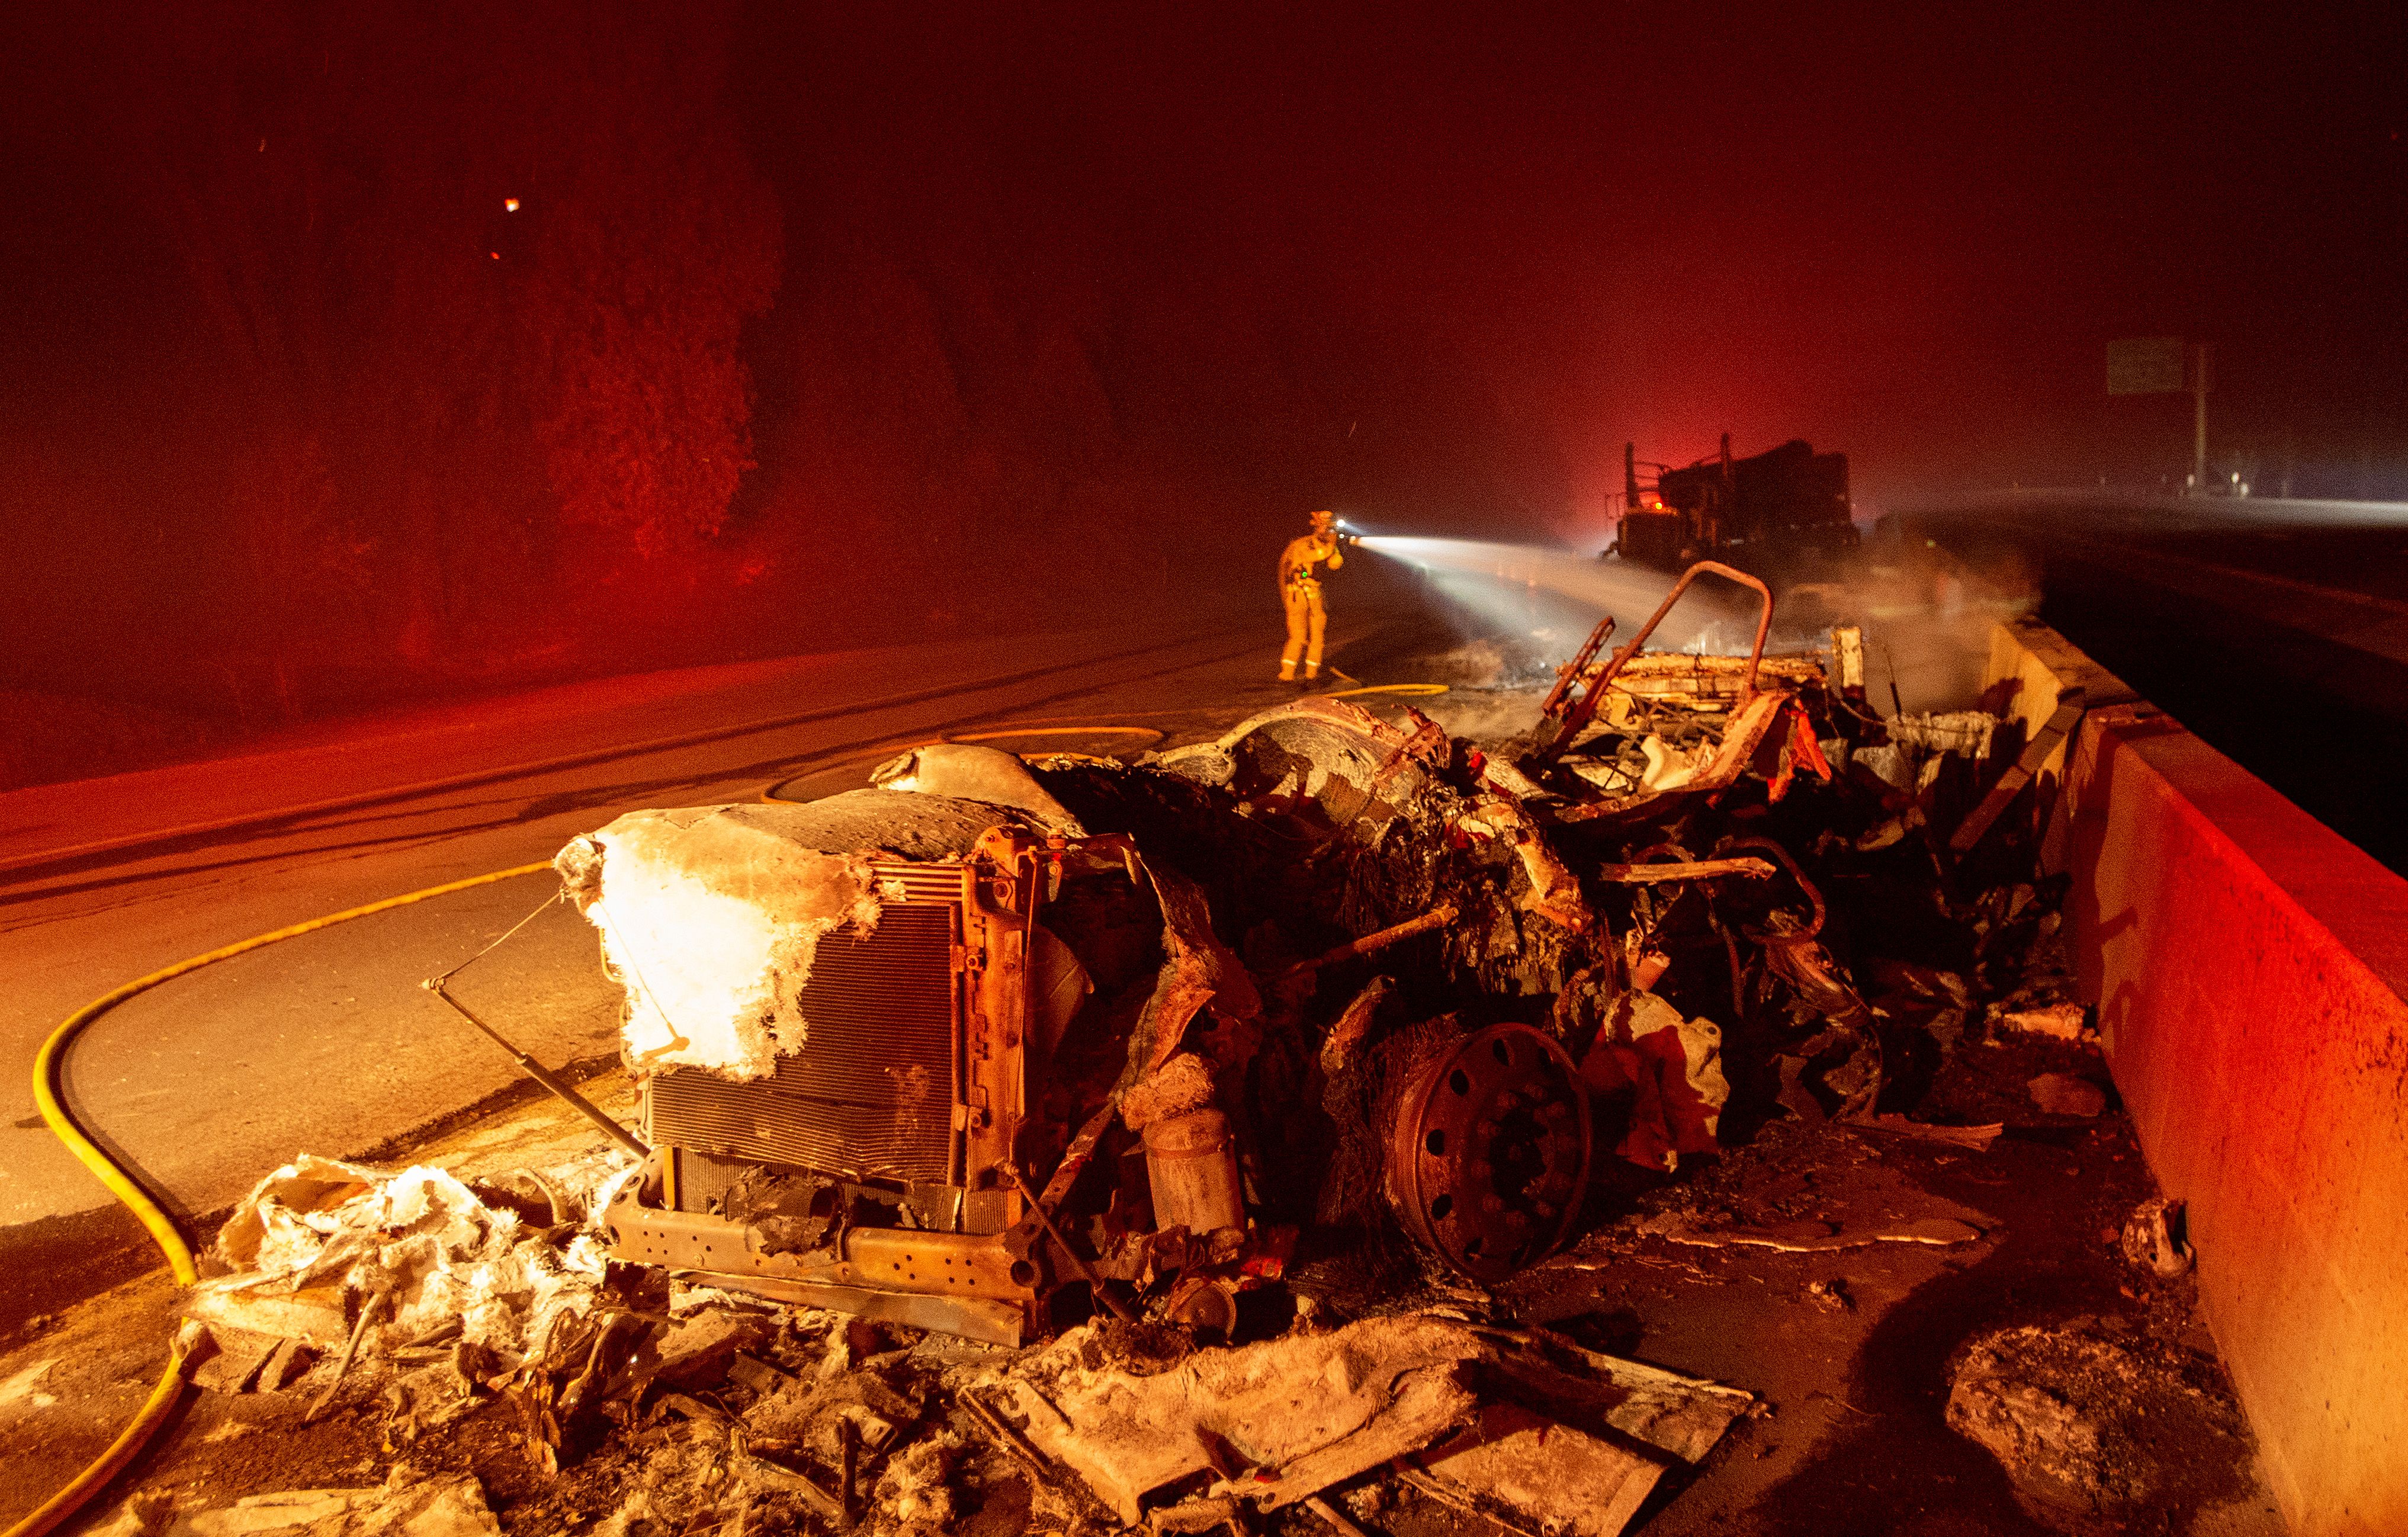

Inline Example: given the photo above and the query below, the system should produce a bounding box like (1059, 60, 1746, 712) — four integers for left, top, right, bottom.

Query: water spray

(1349, 533, 1758, 654)
(1341, 516, 2037, 717)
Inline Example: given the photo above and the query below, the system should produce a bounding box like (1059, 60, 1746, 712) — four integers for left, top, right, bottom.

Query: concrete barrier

(1986, 615, 2408, 1535)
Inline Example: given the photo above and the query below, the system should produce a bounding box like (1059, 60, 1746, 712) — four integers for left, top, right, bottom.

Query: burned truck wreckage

(142, 564, 2156, 1535)
(556, 563, 2027, 1343)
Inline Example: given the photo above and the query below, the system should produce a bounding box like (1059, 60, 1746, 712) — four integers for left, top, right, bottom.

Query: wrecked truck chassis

(543, 573, 1909, 1346)
(560, 719, 1622, 1342)
(574, 723, 1807, 1336)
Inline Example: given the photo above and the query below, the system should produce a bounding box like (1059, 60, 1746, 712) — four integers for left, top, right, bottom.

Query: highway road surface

(1916, 495, 2408, 875)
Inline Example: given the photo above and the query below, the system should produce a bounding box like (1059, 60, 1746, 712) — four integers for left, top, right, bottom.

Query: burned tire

(1382, 1022, 1591, 1283)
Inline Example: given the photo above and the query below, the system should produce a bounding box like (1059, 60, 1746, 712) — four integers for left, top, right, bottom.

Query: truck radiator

(648, 899, 960, 1184)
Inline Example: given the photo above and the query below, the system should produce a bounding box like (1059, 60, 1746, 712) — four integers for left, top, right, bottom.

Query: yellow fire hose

(11, 861, 555, 1537)
(1324, 682, 1450, 699)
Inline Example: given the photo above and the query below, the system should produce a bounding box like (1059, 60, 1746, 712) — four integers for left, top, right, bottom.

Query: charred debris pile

(171, 566, 2096, 1535)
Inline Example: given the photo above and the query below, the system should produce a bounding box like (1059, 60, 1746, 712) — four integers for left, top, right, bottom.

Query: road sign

(2107, 336, 2187, 395)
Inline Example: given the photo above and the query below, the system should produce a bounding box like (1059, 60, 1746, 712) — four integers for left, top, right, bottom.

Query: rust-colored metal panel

(647, 901, 958, 1182)
(603, 1183, 1040, 1302)
(706, 1276, 1028, 1347)
(842, 1225, 1041, 1298)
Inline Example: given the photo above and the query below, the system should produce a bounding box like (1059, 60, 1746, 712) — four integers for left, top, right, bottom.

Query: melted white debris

(558, 806, 881, 1081)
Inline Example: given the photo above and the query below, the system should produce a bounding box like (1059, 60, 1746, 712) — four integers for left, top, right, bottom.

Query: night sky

(2, 3, 2403, 726)
(759, 3, 2404, 516)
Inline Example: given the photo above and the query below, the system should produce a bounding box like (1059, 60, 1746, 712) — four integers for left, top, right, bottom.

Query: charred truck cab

(1614, 434, 1856, 572)
(603, 830, 1059, 1346)
(560, 762, 1232, 1349)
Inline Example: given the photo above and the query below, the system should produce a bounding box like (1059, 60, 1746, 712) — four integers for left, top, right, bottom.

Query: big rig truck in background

(1613, 434, 1857, 571)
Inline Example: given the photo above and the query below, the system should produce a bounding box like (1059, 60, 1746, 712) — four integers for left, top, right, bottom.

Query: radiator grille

(672, 1147, 759, 1214)
(871, 862, 971, 904)
(651, 900, 959, 1183)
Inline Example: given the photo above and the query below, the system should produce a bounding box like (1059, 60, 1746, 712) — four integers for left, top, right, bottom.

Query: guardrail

(1986, 614, 2408, 1536)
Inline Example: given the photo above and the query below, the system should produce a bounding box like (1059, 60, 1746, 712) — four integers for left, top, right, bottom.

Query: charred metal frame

(605, 825, 1143, 1346)
(1530, 560, 1775, 765)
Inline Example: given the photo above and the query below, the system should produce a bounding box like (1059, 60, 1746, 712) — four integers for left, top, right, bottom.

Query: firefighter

(1277, 508, 1345, 682)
